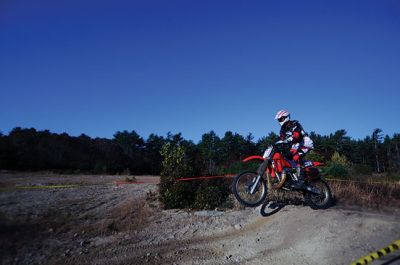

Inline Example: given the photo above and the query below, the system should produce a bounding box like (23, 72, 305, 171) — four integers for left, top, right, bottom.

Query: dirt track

(0, 173, 399, 265)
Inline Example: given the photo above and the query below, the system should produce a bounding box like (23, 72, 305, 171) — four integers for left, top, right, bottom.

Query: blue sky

(1, 0, 399, 142)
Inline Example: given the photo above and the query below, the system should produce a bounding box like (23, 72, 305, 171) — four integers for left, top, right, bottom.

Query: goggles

(278, 116, 287, 122)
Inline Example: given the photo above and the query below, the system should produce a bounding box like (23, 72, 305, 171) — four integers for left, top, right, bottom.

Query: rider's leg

(291, 144, 314, 189)
(290, 145, 306, 189)
(295, 146, 313, 181)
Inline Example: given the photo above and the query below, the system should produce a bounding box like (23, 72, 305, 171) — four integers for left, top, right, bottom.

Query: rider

(274, 110, 314, 189)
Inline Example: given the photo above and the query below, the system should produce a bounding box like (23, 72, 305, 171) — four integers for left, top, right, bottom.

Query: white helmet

(275, 110, 290, 126)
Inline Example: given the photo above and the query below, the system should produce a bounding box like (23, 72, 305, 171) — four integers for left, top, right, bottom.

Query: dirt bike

(232, 144, 333, 209)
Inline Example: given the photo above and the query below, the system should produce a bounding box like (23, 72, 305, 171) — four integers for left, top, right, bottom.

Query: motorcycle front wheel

(232, 171, 268, 207)
(304, 179, 333, 209)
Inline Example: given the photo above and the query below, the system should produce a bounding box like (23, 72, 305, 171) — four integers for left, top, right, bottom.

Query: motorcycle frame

(242, 146, 323, 190)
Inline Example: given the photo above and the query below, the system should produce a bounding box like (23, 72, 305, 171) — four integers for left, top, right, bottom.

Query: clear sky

(1, 0, 399, 142)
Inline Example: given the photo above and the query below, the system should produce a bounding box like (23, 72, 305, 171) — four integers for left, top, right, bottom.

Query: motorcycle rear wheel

(304, 179, 332, 209)
(232, 171, 268, 207)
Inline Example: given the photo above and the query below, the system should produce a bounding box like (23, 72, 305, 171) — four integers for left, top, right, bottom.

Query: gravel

(0, 173, 399, 265)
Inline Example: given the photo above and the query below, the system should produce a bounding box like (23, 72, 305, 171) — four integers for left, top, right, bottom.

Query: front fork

(250, 175, 262, 194)
(256, 158, 269, 176)
(249, 159, 270, 194)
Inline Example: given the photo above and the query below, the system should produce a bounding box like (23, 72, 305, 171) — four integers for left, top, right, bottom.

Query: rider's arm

(278, 131, 293, 144)
(290, 121, 305, 143)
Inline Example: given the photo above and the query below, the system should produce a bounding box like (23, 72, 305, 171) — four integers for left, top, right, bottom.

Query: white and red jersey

(279, 120, 314, 159)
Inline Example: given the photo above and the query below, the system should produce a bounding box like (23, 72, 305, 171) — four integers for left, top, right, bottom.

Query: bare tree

(372, 128, 383, 173)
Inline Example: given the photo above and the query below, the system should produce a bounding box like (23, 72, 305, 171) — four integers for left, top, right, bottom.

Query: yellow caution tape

(351, 240, 400, 265)
(0, 182, 150, 192)
(17, 184, 78, 189)
(0, 184, 79, 192)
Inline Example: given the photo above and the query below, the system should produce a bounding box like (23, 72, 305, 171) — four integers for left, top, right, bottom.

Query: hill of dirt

(0, 173, 399, 265)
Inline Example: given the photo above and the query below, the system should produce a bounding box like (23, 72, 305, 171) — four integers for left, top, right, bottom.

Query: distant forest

(0, 127, 399, 176)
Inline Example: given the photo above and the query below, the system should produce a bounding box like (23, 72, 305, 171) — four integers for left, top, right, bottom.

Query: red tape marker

(176, 174, 236, 181)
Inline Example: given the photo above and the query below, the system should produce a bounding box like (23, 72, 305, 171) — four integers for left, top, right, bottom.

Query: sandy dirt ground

(0, 173, 399, 265)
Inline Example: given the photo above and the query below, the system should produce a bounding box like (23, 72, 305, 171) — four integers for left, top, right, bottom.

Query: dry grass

(264, 176, 400, 210)
(95, 197, 151, 236)
(267, 188, 305, 206)
(329, 179, 400, 209)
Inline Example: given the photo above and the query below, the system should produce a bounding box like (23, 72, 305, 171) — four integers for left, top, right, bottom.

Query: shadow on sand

(260, 196, 337, 217)
(260, 200, 287, 217)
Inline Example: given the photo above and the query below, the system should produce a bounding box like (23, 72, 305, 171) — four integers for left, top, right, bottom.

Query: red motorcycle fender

(242, 155, 265, 162)
(242, 156, 277, 178)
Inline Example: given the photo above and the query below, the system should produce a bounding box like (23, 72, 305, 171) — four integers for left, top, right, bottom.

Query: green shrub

(217, 160, 260, 175)
(160, 143, 193, 180)
(159, 143, 193, 209)
(331, 151, 350, 167)
(305, 151, 325, 162)
(159, 143, 231, 210)
(323, 163, 349, 179)
(193, 179, 230, 210)
(160, 181, 198, 209)
(322, 152, 350, 179)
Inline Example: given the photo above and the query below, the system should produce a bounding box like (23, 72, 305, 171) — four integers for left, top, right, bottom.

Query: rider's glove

(285, 136, 293, 143)
(276, 136, 293, 145)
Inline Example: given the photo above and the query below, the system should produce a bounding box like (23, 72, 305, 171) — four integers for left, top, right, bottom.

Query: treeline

(0, 128, 163, 174)
(0, 127, 399, 176)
